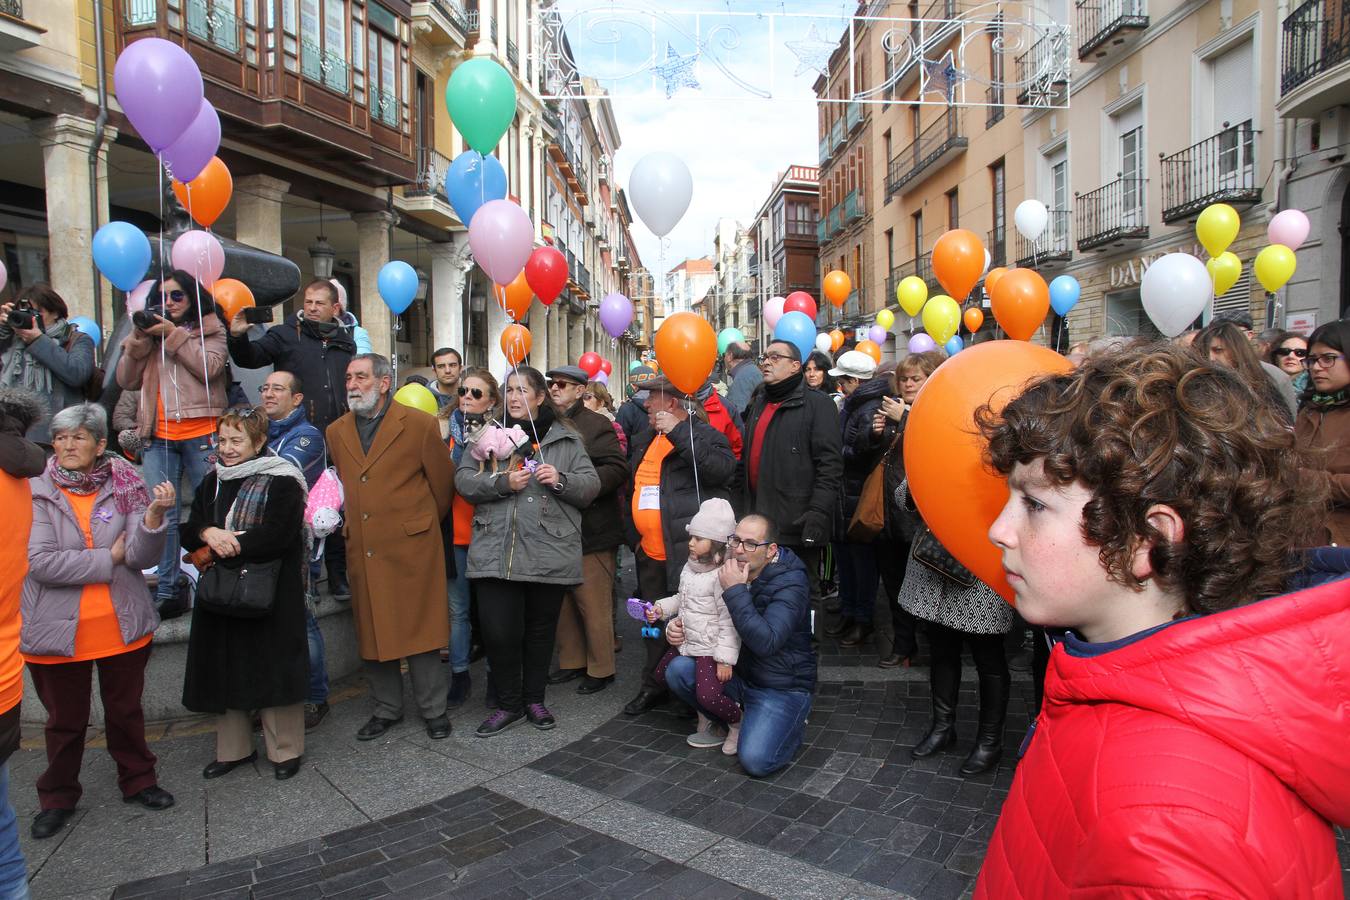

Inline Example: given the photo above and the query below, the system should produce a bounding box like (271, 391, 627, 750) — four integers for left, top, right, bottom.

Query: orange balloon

(212, 278, 255, 323)
(823, 270, 851, 307)
(984, 266, 1008, 293)
(500, 323, 532, 365)
(494, 271, 534, 321)
(963, 307, 984, 333)
(855, 340, 882, 364)
(931, 229, 985, 302)
(904, 341, 1073, 602)
(829, 329, 845, 353)
(990, 269, 1051, 341)
(171, 156, 232, 228)
(654, 311, 717, 395)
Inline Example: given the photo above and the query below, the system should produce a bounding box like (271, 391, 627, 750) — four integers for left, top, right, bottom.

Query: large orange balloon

(495, 271, 534, 321)
(212, 278, 255, 324)
(990, 269, 1051, 341)
(171, 156, 232, 228)
(501, 323, 531, 365)
(963, 307, 984, 333)
(984, 266, 1008, 293)
(855, 339, 882, 364)
(823, 270, 851, 308)
(904, 341, 1073, 602)
(829, 329, 845, 353)
(931, 229, 985, 301)
(654, 311, 716, 395)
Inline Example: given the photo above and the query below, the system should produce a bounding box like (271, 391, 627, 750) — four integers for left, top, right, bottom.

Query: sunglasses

(1273, 347, 1309, 359)
(224, 405, 263, 420)
(548, 379, 582, 390)
(458, 386, 484, 399)
(166, 290, 187, 302)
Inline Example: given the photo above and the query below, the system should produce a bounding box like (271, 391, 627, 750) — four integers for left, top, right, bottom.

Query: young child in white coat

(648, 498, 744, 753)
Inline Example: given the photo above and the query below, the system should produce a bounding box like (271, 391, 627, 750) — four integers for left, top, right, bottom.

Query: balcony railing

(827, 206, 842, 238)
(0, 0, 20, 16)
(819, 132, 831, 164)
(186, 0, 240, 54)
(843, 190, 864, 223)
(467, 9, 480, 33)
(817, 218, 829, 243)
(407, 147, 452, 198)
(1282, 0, 1350, 95)
(507, 39, 519, 67)
(428, 0, 469, 35)
(1076, 177, 1148, 250)
(301, 38, 350, 95)
(373, 89, 400, 128)
(1076, 0, 1148, 59)
(987, 226, 1006, 268)
(123, 0, 157, 26)
(1016, 28, 1070, 103)
(831, 117, 846, 152)
(490, 15, 498, 43)
(986, 84, 1004, 127)
(886, 109, 968, 196)
(1161, 119, 1260, 222)
(846, 101, 863, 133)
(1014, 208, 1073, 267)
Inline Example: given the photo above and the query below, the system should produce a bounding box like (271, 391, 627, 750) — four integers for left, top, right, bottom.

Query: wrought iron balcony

(0, 0, 21, 17)
(846, 101, 864, 133)
(831, 117, 846, 152)
(819, 132, 831, 164)
(1014, 209, 1073, 268)
(843, 190, 864, 224)
(1282, 0, 1350, 97)
(826, 206, 842, 238)
(885, 109, 968, 197)
(490, 15, 498, 43)
(1016, 28, 1070, 104)
(889, 254, 941, 300)
(373, 89, 399, 129)
(124, 0, 156, 26)
(1076, 178, 1148, 250)
(413, 0, 468, 43)
(1075, 0, 1148, 60)
(301, 38, 350, 95)
(507, 39, 519, 67)
(987, 226, 1006, 268)
(186, 0, 241, 54)
(1161, 119, 1260, 222)
(817, 218, 829, 243)
(407, 147, 452, 198)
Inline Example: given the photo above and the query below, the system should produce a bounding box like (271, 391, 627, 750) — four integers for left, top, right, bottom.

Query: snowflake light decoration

(652, 43, 700, 98)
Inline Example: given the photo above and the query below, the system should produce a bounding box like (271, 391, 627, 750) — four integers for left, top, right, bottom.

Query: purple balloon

(114, 38, 204, 152)
(469, 199, 534, 285)
(160, 100, 220, 183)
(594, 370, 610, 386)
(599, 292, 634, 339)
(868, 325, 887, 344)
(908, 333, 938, 353)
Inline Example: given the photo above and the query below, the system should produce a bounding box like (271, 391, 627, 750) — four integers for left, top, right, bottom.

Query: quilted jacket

(655, 561, 739, 666)
(975, 578, 1350, 898)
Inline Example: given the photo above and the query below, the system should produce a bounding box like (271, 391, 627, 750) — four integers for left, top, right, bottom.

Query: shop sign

(1109, 242, 1204, 288)
(1286, 312, 1318, 335)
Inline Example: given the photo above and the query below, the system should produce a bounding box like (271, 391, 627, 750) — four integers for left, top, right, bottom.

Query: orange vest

(0, 474, 29, 713)
(631, 435, 674, 561)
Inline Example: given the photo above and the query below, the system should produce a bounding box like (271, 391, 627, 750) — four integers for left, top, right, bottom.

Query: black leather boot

(960, 671, 1010, 776)
(912, 654, 960, 758)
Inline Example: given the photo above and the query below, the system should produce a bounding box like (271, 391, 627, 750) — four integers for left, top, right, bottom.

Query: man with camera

(0, 285, 96, 443)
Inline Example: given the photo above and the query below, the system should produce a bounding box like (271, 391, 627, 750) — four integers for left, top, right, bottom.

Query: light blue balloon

(944, 335, 963, 356)
(445, 150, 507, 228)
(774, 310, 816, 362)
(69, 316, 101, 347)
(1049, 275, 1081, 317)
(92, 222, 151, 292)
(378, 260, 418, 315)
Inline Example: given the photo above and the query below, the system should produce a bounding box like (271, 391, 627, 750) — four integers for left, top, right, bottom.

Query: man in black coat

(544, 365, 630, 694)
(621, 376, 737, 716)
(616, 365, 654, 457)
(227, 278, 357, 600)
(739, 339, 844, 609)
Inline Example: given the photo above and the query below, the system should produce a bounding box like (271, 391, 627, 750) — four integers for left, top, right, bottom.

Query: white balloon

(1141, 253, 1211, 337)
(815, 333, 832, 354)
(628, 152, 693, 238)
(1014, 199, 1049, 242)
(982, 249, 991, 276)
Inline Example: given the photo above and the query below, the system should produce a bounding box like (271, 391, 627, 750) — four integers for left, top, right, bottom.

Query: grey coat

(725, 358, 763, 416)
(456, 421, 600, 585)
(23, 469, 166, 657)
(0, 324, 95, 443)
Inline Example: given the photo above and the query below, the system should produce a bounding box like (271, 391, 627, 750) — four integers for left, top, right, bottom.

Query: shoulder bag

(846, 451, 889, 543)
(194, 478, 281, 618)
(911, 524, 977, 588)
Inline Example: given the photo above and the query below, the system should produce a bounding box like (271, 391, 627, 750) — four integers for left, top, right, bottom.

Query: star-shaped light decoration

(921, 49, 964, 102)
(785, 24, 837, 77)
(652, 43, 699, 98)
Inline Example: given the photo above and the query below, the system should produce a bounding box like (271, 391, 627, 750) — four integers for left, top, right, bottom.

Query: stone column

(232, 175, 290, 255)
(37, 114, 117, 326)
(354, 211, 397, 361)
(429, 234, 474, 354)
(485, 296, 509, 376)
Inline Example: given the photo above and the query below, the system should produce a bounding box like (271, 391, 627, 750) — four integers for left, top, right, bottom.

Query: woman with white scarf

(181, 406, 310, 781)
(0, 284, 95, 443)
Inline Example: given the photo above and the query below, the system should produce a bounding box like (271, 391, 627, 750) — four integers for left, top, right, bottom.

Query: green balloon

(445, 58, 517, 154)
(717, 327, 746, 356)
(628, 360, 643, 372)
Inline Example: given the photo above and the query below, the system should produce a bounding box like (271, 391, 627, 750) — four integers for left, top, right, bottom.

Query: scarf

(216, 453, 313, 586)
(763, 370, 803, 404)
(505, 403, 555, 444)
(1, 319, 68, 396)
(303, 318, 342, 341)
(448, 408, 467, 464)
(47, 452, 150, 515)
(1308, 388, 1348, 408)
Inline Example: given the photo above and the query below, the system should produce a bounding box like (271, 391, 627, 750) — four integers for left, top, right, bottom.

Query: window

(367, 2, 402, 129)
(883, 128, 892, 165)
(1120, 123, 1144, 224)
(991, 159, 1006, 241)
(912, 211, 924, 257)
(885, 229, 895, 273)
(946, 188, 959, 229)
(1209, 39, 1255, 186)
(298, 0, 349, 93)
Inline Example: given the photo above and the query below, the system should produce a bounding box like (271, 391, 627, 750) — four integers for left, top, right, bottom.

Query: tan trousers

(216, 705, 304, 764)
(556, 550, 618, 678)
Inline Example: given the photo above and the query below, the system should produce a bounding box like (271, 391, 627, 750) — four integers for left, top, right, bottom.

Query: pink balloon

(329, 278, 347, 309)
(171, 230, 225, 288)
(0, 260, 7, 294)
(468, 199, 534, 285)
(1267, 209, 1311, 252)
(125, 279, 154, 313)
(764, 296, 786, 330)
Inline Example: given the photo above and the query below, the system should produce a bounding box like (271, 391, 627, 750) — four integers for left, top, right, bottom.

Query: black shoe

(525, 703, 556, 730)
(123, 786, 175, 810)
(469, 643, 486, 664)
(576, 674, 614, 695)
(329, 572, 351, 603)
(911, 724, 957, 758)
(547, 667, 585, 685)
(912, 656, 960, 760)
(475, 709, 525, 737)
(425, 714, 451, 740)
(31, 808, 74, 840)
(824, 616, 853, 638)
(355, 716, 403, 741)
(304, 702, 330, 732)
(203, 751, 258, 779)
(622, 689, 666, 717)
(447, 671, 472, 709)
(156, 596, 189, 620)
(839, 623, 874, 648)
(959, 672, 1010, 777)
(274, 757, 302, 780)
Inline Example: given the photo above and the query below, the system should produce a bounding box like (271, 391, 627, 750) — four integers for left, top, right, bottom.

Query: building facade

(663, 256, 715, 316)
(749, 165, 820, 348)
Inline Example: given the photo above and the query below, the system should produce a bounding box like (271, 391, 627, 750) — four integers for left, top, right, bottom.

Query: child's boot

(687, 712, 725, 749)
(721, 721, 741, 756)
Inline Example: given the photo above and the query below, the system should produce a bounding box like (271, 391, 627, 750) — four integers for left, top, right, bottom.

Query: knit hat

(686, 497, 737, 543)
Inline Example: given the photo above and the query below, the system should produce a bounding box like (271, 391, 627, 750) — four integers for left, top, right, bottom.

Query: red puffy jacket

(704, 391, 743, 458)
(977, 578, 1350, 898)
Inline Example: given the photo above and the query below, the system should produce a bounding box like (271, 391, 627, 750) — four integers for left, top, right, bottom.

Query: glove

(795, 509, 831, 547)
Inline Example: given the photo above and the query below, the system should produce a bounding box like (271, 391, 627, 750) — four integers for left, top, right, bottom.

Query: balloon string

(156, 157, 172, 435)
(184, 182, 219, 444)
(688, 402, 701, 506)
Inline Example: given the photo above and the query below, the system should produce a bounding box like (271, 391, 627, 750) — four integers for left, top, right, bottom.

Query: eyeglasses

(458, 386, 484, 399)
(726, 535, 771, 551)
(758, 353, 793, 365)
(547, 379, 581, 390)
(257, 384, 292, 394)
(1274, 347, 1309, 359)
(225, 405, 263, 419)
(166, 290, 187, 302)
(1305, 352, 1346, 369)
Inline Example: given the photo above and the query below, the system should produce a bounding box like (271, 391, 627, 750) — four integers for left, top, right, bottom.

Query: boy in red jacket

(974, 344, 1349, 898)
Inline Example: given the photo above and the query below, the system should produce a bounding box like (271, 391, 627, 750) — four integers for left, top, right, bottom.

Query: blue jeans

(0, 765, 29, 899)
(306, 607, 328, 704)
(448, 546, 471, 674)
(666, 657, 812, 777)
(143, 436, 215, 599)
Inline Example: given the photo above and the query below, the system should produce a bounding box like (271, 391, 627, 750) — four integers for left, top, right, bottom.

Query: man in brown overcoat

(327, 354, 455, 741)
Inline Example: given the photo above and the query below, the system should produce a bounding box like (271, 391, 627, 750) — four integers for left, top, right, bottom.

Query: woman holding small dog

(455, 367, 600, 737)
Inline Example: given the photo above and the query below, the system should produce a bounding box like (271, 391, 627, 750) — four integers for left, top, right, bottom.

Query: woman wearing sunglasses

(116, 270, 229, 619)
(1295, 320, 1350, 546)
(1266, 330, 1311, 394)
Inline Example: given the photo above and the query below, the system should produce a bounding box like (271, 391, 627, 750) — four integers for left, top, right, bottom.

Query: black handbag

(911, 525, 976, 588)
(196, 558, 282, 618)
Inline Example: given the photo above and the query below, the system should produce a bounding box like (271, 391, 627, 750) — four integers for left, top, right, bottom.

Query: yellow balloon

(1206, 252, 1242, 297)
(1196, 203, 1240, 257)
(393, 382, 438, 416)
(1253, 244, 1297, 293)
(921, 295, 961, 345)
(897, 276, 928, 318)
(875, 308, 896, 331)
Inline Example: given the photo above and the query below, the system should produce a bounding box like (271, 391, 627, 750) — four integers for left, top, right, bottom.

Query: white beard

(348, 388, 380, 416)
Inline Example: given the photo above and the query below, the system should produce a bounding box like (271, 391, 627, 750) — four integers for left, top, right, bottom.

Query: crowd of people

(0, 275, 1347, 895)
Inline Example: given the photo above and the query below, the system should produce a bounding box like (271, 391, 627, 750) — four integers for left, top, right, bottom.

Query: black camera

(132, 305, 164, 331)
(5, 301, 37, 330)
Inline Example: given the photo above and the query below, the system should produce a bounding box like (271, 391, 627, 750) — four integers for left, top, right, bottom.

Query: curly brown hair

(978, 343, 1324, 614)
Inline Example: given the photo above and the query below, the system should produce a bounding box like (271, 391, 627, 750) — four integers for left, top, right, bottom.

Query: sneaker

(722, 722, 742, 756)
(525, 703, 556, 730)
(446, 671, 472, 709)
(475, 709, 524, 737)
(686, 713, 726, 749)
(304, 702, 329, 731)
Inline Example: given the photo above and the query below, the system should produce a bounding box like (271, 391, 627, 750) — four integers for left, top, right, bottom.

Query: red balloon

(784, 291, 817, 320)
(599, 358, 613, 376)
(578, 352, 603, 378)
(525, 246, 568, 305)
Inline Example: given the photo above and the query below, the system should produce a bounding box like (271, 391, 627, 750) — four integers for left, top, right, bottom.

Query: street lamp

(308, 201, 336, 278)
